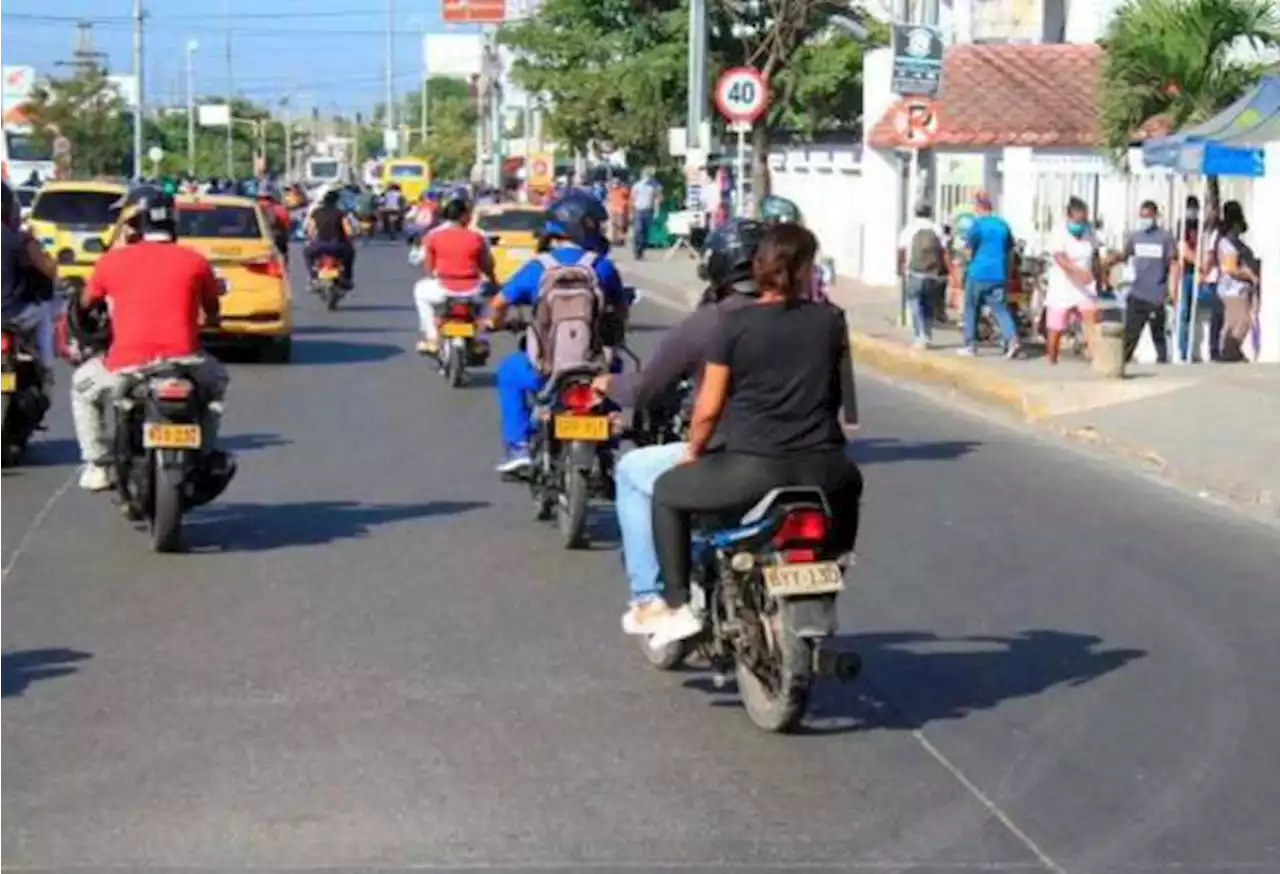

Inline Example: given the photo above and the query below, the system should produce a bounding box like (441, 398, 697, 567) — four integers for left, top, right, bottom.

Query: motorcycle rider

(758, 194, 830, 304)
(593, 218, 767, 632)
(485, 191, 628, 472)
(1, 181, 58, 378)
(69, 185, 230, 492)
(304, 188, 357, 289)
(411, 193, 497, 356)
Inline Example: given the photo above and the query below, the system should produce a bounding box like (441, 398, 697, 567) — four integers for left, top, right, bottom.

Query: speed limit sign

(715, 67, 769, 125)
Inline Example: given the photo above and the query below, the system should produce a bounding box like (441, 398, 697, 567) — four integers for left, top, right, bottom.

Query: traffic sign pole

(733, 122, 749, 219)
(714, 67, 769, 219)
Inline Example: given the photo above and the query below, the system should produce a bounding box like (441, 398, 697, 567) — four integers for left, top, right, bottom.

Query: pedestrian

(1176, 195, 1222, 362)
(607, 180, 629, 246)
(1044, 197, 1101, 364)
(1214, 200, 1260, 362)
(897, 203, 949, 348)
(1119, 200, 1177, 364)
(629, 167, 662, 260)
(959, 192, 1021, 358)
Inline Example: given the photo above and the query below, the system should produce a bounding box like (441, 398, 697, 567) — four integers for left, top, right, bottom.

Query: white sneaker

(78, 464, 112, 492)
(621, 598, 668, 635)
(647, 604, 704, 649)
(955, 346, 977, 357)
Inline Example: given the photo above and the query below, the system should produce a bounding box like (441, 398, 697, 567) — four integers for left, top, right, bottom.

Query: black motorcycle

(111, 359, 235, 552)
(0, 324, 52, 466)
(434, 297, 492, 388)
(641, 487, 861, 733)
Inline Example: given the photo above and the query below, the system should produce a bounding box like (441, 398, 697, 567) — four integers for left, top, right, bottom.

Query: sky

(1, 0, 486, 114)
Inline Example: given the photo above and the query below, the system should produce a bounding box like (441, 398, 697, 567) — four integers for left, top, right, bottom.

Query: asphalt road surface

(4, 242, 1278, 874)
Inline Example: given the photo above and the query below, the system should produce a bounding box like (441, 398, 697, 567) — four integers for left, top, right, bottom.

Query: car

(474, 204, 545, 284)
(175, 194, 293, 363)
(26, 179, 127, 296)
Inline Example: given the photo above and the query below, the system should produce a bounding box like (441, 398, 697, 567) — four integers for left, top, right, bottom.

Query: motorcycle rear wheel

(558, 465, 589, 549)
(446, 346, 465, 387)
(150, 460, 184, 553)
(736, 620, 814, 733)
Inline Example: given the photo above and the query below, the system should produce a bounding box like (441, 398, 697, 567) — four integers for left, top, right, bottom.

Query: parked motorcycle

(641, 487, 861, 733)
(310, 254, 346, 311)
(0, 324, 53, 466)
(435, 297, 491, 388)
(111, 359, 235, 553)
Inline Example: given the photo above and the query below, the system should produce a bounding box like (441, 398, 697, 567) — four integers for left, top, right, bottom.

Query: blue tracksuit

(496, 245, 627, 449)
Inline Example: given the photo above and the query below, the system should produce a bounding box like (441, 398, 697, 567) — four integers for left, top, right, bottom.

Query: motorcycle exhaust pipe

(815, 648, 862, 683)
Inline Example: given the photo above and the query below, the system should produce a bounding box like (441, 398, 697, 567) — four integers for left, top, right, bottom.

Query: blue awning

(1143, 73, 1280, 174)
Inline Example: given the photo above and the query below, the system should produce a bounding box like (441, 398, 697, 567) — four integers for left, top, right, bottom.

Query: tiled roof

(868, 43, 1104, 149)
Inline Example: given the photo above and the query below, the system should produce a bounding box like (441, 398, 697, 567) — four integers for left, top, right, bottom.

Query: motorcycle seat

(693, 487, 831, 549)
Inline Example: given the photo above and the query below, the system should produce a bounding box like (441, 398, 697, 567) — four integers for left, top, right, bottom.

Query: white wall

(769, 146, 867, 279)
(861, 48, 905, 287)
(1258, 143, 1279, 363)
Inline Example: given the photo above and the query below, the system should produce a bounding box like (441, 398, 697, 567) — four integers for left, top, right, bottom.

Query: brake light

(447, 302, 473, 320)
(0, 332, 11, 355)
(560, 383, 597, 412)
(245, 258, 284, 278)
(772, 509, 828, 547)
(152, 378, 194, 401)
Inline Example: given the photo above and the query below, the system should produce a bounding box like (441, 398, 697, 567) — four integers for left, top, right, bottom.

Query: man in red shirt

(70, 187, 230, 491)
(412, 194, 496, 354)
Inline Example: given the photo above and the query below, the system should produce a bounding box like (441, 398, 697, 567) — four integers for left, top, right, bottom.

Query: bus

(2, 127, 56, 184)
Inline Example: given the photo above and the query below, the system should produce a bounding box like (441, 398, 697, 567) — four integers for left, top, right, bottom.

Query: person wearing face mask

(1120, 200, 1178, 363)
(1044, 198, 1101, 364)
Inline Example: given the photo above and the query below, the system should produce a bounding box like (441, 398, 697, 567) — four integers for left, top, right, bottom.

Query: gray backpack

(527, 251, 604, 374)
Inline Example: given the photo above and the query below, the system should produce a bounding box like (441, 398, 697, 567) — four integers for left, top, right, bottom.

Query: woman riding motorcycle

(411, 193, 497, 356)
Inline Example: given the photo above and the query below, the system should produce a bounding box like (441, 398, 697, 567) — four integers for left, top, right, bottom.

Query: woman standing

(1215, 200, 1260, 362)
(1044, 198, 1100, 364)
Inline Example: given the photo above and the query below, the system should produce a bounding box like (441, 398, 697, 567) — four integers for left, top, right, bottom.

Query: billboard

(423, 33, 485, 78)
(198, 103, 231, 127)
(442, 0, 506, 23)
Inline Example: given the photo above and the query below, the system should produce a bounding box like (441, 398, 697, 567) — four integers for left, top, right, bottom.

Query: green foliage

(403, 76, 479, 180)
(146, 96, 306, 179)
(24, 66, 131, 176)
(1099, 0, 1280, 154)
(772, 25, 888, 136)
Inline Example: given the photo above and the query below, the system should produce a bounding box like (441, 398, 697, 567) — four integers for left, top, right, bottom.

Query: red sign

(714, 67, 769, 125)
(892, 99, 940, 148)
(443, 0, 506, 23)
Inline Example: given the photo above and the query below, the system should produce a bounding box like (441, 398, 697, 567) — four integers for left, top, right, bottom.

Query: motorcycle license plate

(142, 423, 202, 450)
(553, 414, 609, 441)
(318, 267, 341, 281)
(0, 372, 15, 393)
(441, 321, 476, 339)
(763, 562, 845, 598)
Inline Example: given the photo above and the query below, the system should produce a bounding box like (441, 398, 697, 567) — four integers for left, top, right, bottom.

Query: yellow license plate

(318, 268, 341, 281)
(142, 423, 202, 450)
(763, 562, 845, 598)
(441, 321, 476, 339)
(0, 372, 15, 393)
(553, 414, 609, 441)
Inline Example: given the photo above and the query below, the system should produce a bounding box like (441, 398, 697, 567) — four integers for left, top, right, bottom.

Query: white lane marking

(2, 470, 77, 582)
(911, 728, 1067, 874)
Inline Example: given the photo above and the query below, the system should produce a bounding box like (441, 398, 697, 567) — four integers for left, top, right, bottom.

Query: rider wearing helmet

(304, 188, 357, 288)
(486, 190, 628, 472)
(593, 218, 766, 633)
(1, 180, 59, 376)
(411, 191, 497, 355)
(69, 184, 229, 491)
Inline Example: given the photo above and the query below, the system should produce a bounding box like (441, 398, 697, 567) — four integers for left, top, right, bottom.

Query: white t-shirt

(1046, 227, 1098, 309)
(1216, 236, 1252, 298)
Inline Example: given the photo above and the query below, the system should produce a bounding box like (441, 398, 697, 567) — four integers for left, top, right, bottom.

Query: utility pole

(186, 40, 198, 176)
(420, 27, 429, 149)
(686, 0, 707, 154)
(132, 0, 144, 182)
(488, 30, 502, 188)
(225, 0, 234, 179)
(385, 0, 396, 154)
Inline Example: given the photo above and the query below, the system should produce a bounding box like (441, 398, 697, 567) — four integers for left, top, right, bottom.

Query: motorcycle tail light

(0, 332, 11, 355)
(560, 383, 597, 412)
(151, 378, 194, 401)
(245, 257, 284, 278)
(447, 302, 473, 320)
(772, 509, 828, 554)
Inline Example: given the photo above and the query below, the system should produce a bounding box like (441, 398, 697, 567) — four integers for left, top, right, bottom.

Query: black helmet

(699, 218, 762, 296)
(114, 184, 177, 239)
(758, 194, 803, 226)
(545, 189, 609, 253)
(440, 189, 472, 224)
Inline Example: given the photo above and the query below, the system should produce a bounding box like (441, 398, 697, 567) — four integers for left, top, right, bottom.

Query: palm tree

(1099, 0, 1280, 157)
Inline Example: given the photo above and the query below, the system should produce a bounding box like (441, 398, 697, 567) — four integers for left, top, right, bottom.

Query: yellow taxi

(381, 158, 431, 203)
(474, 204, 544, 284)
(175, 194, 293, 362)
(26, 179, 127, 293)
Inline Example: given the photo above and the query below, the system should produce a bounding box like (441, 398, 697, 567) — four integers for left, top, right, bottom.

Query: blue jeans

(906, 275, 944, 342)
(495, 350, 625, 450)
(633, 209, 654, 258)
(615, 442, 686, 602)
(963, 278, 1018, 348)
(1178, 277, 1222, 362)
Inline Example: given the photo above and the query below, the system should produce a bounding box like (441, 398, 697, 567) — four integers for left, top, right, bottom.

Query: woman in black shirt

(637, 223, 863, 644)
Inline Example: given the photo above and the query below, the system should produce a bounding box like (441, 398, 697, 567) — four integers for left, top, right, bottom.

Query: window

(309, 160, 340, 179)
(30, 191, 120, 227)
(6, 132, 50, 162)
(389, 164, 426, 179)
(176, 205, 263, 239)
(477, 210, 544, 233)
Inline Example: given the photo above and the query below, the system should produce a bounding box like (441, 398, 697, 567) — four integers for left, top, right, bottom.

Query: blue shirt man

(489, 236, 627, 472)
(959, 193, 1021, 356)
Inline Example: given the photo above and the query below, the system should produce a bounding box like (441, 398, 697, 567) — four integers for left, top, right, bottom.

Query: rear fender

(779, 594, 839, 639)
(565, 439, 597, 472)
(153, 447, 199, 473)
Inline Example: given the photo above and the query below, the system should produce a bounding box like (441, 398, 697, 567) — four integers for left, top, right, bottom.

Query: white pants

(412, 278, 482, 343)
(71, 354, 230, 464)
(10, 301, 55, 369)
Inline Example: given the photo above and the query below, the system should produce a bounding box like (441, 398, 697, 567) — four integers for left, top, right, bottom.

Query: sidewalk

(619, 252, 1279, 522)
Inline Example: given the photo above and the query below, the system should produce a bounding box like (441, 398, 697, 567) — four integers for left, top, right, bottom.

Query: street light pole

(385, 0, 396, 154)
(686, 0, 707, 153)
(224, 0, 234, 179)
(132, 0, 145, 182)
(186, 40, 198, 176)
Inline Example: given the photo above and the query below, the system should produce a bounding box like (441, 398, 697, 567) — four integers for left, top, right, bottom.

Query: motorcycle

(310, 254, 346, 311)
(111, 358, 235, 553)
(0, 324, 53, 467)
(642, 487, 861, 733)
(435, 297, 491, 388)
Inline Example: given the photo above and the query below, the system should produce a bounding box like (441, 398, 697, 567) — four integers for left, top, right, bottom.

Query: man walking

(1121, 200, 1178, 363)
(960, 191, 1021, 358)
(897, 203, 950, 348)
(629, 167, 662, 260)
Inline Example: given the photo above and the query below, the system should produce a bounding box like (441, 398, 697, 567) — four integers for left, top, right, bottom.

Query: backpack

(527, 251, 604, 374)
(908, 226, 946, 276)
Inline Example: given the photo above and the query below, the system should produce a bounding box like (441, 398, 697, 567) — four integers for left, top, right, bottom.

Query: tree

(772, 25, 887, 138)
(24, 66, 131, 176)
(402, 76, 480, 180)
(1099, 0, 1280, 161)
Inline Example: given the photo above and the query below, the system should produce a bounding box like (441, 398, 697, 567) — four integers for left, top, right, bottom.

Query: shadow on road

(4, 438, 80, 468)
(851, 438, 981, 465)
(683, 629, 1144, 734)
(291, 339, 404, 365)
(221, 432, 291, 453)
(291, 325, 406, 337)
(2, 648, 93, 698)
(340, 303, 416, 314)
(184, 499, 489, 552)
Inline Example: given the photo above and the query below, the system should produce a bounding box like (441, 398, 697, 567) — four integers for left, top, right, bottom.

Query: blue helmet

(544, 189, 609, 253)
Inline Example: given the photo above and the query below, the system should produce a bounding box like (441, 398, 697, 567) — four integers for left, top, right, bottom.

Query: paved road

(4, 242, 1278, 874)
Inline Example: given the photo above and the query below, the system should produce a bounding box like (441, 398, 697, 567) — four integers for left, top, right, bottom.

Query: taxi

(26, 179, 127, 294)
(175, 193, 293, 362)
(474, 204, 544, 284)
(381, 158, 431, 203)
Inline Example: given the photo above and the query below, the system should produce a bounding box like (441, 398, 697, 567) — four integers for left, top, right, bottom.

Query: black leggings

(652, 449, 864, 607)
